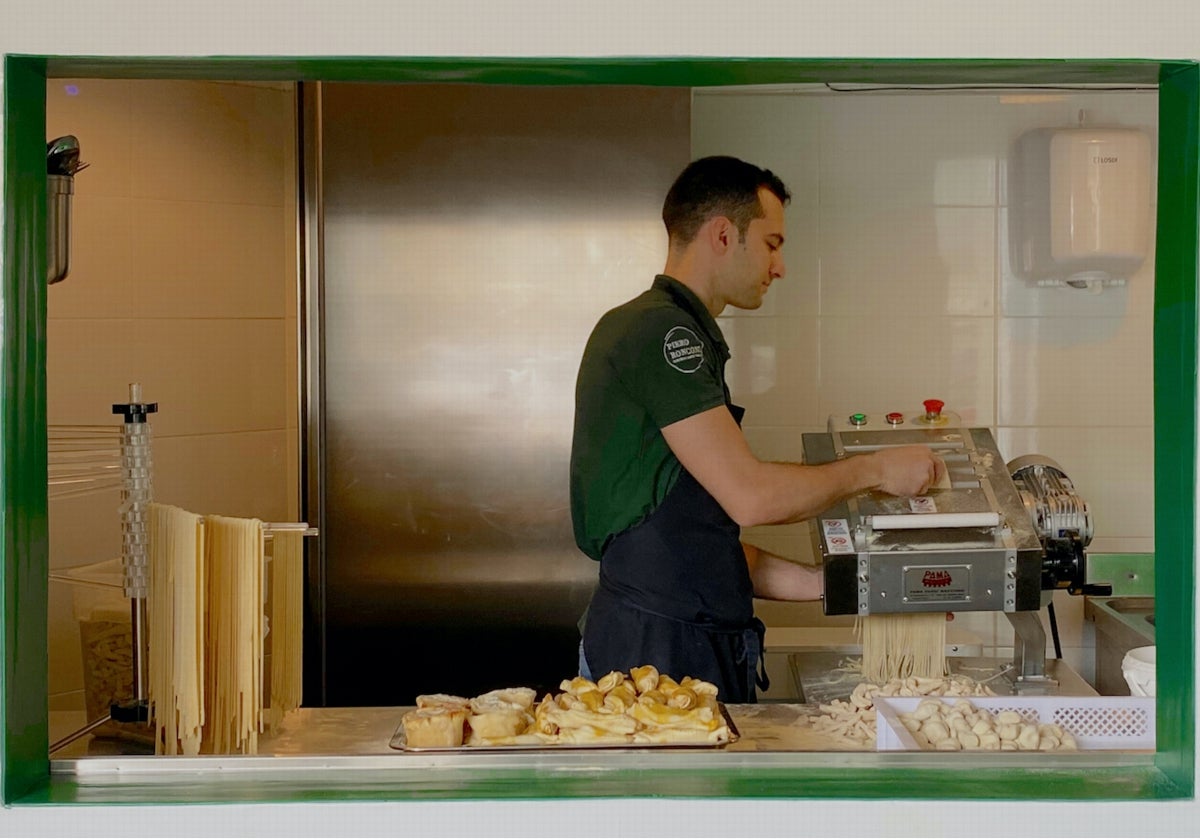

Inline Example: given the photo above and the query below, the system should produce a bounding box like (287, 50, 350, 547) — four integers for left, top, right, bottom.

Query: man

(569, 156, 943, 703)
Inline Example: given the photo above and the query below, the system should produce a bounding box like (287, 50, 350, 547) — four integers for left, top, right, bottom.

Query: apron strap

(746, 617, 770, 694)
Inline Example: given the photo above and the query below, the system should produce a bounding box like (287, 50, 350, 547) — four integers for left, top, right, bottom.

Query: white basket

(875, 695, 1156, 751)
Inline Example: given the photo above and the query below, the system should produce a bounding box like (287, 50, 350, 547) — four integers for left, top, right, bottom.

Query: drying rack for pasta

(50, 384, 318, 755)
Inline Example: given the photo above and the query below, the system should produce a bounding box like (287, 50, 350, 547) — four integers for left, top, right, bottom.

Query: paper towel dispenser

(1010, 127, 1152, 290)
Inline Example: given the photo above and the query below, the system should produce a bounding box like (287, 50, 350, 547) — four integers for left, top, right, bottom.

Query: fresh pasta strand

(204, 514, 264, 754)
(856, 613, 947, 684)
(146, 503, 205, 755)
(147, 503, 170, 754)
(268, 531, 304, 730)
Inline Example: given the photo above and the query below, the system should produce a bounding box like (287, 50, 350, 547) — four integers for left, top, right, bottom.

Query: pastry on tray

(400, 666, 732, 748)
(400, 706, 469, 748)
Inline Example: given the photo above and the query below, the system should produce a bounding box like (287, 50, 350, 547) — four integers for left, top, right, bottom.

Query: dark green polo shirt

(570, 275, 732, 561)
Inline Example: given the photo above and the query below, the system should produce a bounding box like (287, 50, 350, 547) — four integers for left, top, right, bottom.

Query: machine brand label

(903, 565, 970, 602)
(663, 326, 704, 373)
(922, 569, 953, 588)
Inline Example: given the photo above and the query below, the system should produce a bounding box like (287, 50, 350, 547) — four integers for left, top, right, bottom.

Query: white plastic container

(1122, 646, 1157, 697)
(876, 695, 1155, 751)
(50, 557, 153, 745)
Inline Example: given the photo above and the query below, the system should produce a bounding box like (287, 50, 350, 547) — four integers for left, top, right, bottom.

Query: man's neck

(662, 254, 724, 317)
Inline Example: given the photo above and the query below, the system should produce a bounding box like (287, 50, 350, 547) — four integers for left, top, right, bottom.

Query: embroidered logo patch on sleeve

(663, 326, 705, 373)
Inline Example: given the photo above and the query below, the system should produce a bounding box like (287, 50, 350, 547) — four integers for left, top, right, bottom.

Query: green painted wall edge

(2, 54, 49, 805)
(11, 763, 1186, 805)
(1152, 61, 1199, 792)
(2, 54, 1195, 805)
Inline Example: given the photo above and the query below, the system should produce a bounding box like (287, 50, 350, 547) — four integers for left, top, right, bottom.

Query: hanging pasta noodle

(856, 613, 947, 684)
(146, 503, 205, 755)
(268, 529, 304, 730)
(203, 514, 264, 755)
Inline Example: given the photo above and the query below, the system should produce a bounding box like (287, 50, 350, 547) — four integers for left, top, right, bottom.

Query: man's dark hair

(662, 155, 791, 246)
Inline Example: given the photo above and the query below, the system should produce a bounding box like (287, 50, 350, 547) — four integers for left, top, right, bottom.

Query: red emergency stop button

(923, 399, 945, 421)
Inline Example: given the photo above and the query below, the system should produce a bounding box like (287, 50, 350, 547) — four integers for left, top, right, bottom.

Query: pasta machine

(801, 400, 1110, 693)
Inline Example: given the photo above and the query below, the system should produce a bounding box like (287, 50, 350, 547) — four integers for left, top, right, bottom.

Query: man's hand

(869, 445, 945, 497)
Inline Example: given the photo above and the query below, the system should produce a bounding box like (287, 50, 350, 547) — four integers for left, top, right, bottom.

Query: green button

(850, 413, 867, 425)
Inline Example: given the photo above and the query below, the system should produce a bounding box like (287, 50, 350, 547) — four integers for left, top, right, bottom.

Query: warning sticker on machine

(909, 496, 937, 513)
(821, 519, 855, 554)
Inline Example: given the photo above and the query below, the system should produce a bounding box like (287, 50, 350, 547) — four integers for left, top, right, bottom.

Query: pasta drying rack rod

(228, 522, 319, 539)
(50, 384, 319, 756)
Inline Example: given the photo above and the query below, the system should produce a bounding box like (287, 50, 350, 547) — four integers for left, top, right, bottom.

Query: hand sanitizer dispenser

(1011, 127, 1152, 290)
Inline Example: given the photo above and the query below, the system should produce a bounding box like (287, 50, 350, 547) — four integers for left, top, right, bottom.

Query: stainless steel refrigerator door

(310, 82, 690, 704)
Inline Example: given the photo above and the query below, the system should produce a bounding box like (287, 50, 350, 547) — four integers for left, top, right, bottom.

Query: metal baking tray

(389, 703, 740, 751)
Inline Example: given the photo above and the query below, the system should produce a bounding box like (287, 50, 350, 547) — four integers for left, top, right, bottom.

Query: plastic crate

(875, 695, 1156, 751)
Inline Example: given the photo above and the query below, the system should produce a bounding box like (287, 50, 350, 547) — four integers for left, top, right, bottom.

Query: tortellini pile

(896, 697, 1078, 752)
(807, 675, 997, 747)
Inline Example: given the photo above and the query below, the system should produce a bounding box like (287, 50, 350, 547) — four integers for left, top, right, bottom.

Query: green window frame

(2, 55, 1194, 805)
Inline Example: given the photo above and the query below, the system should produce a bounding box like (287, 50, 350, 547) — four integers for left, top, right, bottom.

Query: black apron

(583, 404, 769, 703)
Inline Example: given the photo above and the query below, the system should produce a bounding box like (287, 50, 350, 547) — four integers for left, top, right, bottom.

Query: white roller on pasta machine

(801, 399, 1111, 693)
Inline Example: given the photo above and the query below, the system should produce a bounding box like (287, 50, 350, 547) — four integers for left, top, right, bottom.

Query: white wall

(697, 87, 1157, 681)
(2, 1, 1199, 837)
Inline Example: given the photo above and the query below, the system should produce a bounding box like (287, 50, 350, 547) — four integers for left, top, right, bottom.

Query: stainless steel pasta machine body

(801, 407, 1100, 692)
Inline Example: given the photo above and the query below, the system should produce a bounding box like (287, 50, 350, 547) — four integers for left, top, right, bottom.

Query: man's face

(725, 188, 786, 310)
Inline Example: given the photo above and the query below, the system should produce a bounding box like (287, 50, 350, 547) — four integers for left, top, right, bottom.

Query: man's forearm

(743, 543, 823, 601)
(662, 405, 942, 529)
(732, 457, 878, 527)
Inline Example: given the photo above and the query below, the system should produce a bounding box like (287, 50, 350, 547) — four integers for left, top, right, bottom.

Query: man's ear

(704, 215, 736, 255)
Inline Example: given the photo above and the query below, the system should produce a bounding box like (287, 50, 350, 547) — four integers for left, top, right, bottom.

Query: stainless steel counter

(49, 642, 1133, 788)
(261, 703, 869, 755)
(53, 691, 1155, 786)
(51, 655, 1105, 778)
(52, 702, 862, 770)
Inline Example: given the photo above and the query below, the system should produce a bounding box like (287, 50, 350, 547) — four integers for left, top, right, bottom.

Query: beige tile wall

(45, 79, 298, 708)
(695, 89, 1158, 681)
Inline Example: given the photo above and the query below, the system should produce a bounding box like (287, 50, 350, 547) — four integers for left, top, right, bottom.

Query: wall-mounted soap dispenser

(46, 135, 88, 285)
(1010, 126, 1151, 291)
